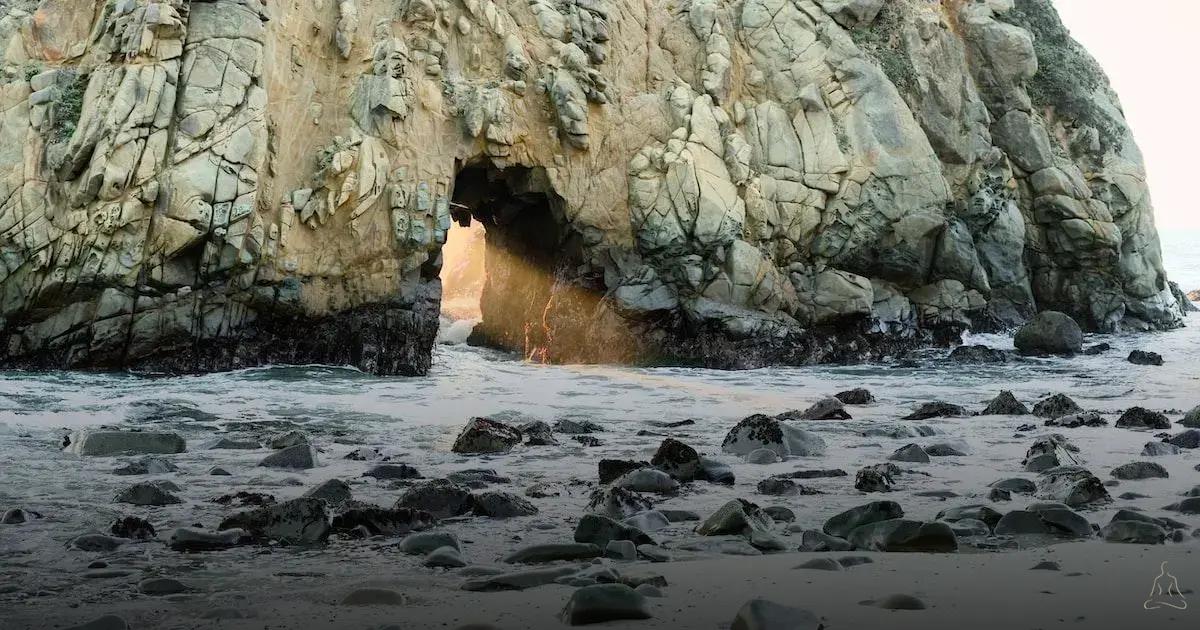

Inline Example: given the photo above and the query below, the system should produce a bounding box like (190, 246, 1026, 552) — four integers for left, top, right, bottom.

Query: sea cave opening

(438, 162, 603, 362)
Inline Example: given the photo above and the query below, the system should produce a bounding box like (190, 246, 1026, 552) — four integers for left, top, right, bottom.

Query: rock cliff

(0, 0, 1184, 373)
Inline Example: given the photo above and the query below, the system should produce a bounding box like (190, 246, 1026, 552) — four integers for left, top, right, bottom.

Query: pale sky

(1054, 0, 1198, 229)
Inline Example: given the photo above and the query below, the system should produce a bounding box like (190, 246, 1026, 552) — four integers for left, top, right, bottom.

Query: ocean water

(1162, 228, 1200, 295)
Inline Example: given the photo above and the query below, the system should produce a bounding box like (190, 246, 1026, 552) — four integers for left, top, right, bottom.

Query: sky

(1054, 0, 1198, 230)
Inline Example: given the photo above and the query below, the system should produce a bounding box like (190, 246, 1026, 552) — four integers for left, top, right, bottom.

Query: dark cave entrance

(440, 162, 605, 362)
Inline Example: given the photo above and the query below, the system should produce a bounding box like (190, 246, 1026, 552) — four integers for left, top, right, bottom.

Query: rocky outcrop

(0, 0, 1182, 374)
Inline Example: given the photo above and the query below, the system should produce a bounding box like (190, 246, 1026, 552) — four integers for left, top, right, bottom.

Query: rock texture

(0, 0, 1182, 373)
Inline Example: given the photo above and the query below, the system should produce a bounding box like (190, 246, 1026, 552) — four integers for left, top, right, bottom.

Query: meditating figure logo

(1144, 561, 1187, 611)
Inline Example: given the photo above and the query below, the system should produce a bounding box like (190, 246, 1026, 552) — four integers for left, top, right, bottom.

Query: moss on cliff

(997, 0, 1124, 149)
(51, 70, 86, 142)
(849, 0, 917, 93)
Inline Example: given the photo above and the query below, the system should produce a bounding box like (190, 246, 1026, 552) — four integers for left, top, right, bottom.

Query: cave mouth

(439, 162, 604, 362)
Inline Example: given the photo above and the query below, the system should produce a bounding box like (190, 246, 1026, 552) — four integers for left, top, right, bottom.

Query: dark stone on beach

(219, 498, 330, 544)
(981, 390, 1029, 415)
(258, 444, 318, 469)
(69, 533, 127, 552)
(824, 501, 903, 538)
(1167, 429, 1200, 449)
(139, 577, 189, 595)
(397, 531, 460, 554)
(651, 438, 701, 480)
(504, 543, 602, 564)
(780, 397, 851, 421)
(1031, 561, 1060, 571)
(598, 459, 649, 485)
(268, 430, 309, 449)
(395, 479, 476, 519)
(1045, 412, 1106, 428)
(697, 457, 736, 484)
(1116, 407, 1171, 430)
(573, 435, 603, 447)
(794, 558, 842, 571)
(854, 465, 895, 492)
(1128, 350, 1164, 366)
(364, 464, 422, 480)
(168, 527, 246, 551)
(2, 508, 37, 524)
(112, 456, 178, 476)
(1032, 394, 1083, 419)
(697, 499, 772, 536)
(559, 584, 651, 625)
(1165, 497, 1200, 514)
(65, 616, 130, 630)
(949, 345, 1008, 363)
(1023, 434, 1081, 472)
(66, 430, 186, 456)
(452, 417, 522, 454)
(114, 482, 181, 506)
(110, 516, 155, 540)
(214, 491, 276, 507)
(762, 506, 795, 522)
(1035, 466, 1111, 507)
(871, 594, 928, 610)
(835, 388, 874, 405)
(519, 420, 557, 446)
(889, 443, 930, 463)
(783, 468, 848, 479)
(575, 514, 654, 547)
(925, 443, 966, 457)
(1111, 462, 1169, 480)
(555, 417, 603, 434)
(798, 529, 853, 552)
(935, 504, 1002, 529)
(1082, 343, 1111, 355)
(903, 402, 967, 420)
(304, 479, 353, 506)
(1102, 520, 1167, 544)
(988, 488, 1011, 501)
(331, 506, 435, 537)
(1014, 311, 1083, 355)
(847, 519, 957, 552)
(207, 437, 260, 450)
(341, 588, 407, 606)
(472, 491, 538, 518)
(731, 599, 822, 630)
(1180, 406, 1200, 428)
(587, 486, 654, 519)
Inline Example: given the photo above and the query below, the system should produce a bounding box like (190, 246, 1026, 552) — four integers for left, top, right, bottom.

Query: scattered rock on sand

(614, 469, 679, 495)
(503, 543, 602, 564)
(755, 478, 812, 496)
(869, 594, 928, 610)
(721, 415, 826, 458)
(424, 546, 467, 568)
(824, 501, 904, 538)
(854, 466, 894, 492)
(1035, 466, 1111, 507)
(981, 391, 1029, 415)
(304, 479, 353, 506)
(2, 508, 36, 524)
(331, 506, 435, 536)
(1165, 497, 1200, 514)
(605, 540, 637, 560)
(258, 444, 318, 469)
(587, 487, 654, 520)
(1111, 462, 1169, 480)
(206, 437, 260, 450)
(555, 418, 603, 434)
(341, 588, 407, 606)
(798, 530, 853, 552)
(452, 417, 523, 454)
(114, 482, 181, 506)
(990, 478, 1036, 495)
(69, 534, 127, 552)
(847, 519, 958, 552)
(1180, 406, 1200, 428)
(1142, 442, 1181, 457)
(363, 464, 421, 480)
(575, 514, 654, 547)
(168, 527, 246, 551)
(781, 397, 850, 421)
(935, 504, 1002, 530)
(395, 479, 476, 519)
(472, 491, 539, 517)
(110, 516, 155, 540)
(1032, 394, 1083, 419)
(1045, 412, 1106, 428)
(218, 498, 330, 544)
(889, 444, 930, 463)
(519, 420, 557, 446)
(1030, 561, 1060, 571)
(112, 456, 178, 476)
(835, 388, 874, 405)
(1128, 350, 1164, 366)
(622, 511, 669, 533)
(267, 430, 309, 449)
(1022, 434, 1082, 472)
(697, 457, 737, 484)
(1115, 407, 1171, 430)
(903, 401, 966, 420)
(696, 499, 772, 536)
(794, 557, 841, 571)
(559, 584, 651, 625)
(1014, 311, 1083, 355)
(730, 599, 822, 630)
(1102, 519, 1167, 544)
(650, 438, 700, 480)
(1167, 429, 1200, 449)
(398, 531, 459, 554)
(65, 430, 186, 456)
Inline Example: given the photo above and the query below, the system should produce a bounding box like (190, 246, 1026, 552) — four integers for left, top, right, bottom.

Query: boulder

(397, 531, 460, 555)
(395, 479, 476, 518)
(948, 345, 1008, 363)
(1035, 466, 1111, 507)
(451, 417, 523, 454)
(854, 465, 895, 492)
(341, 588, 407, 606)
(845, 519, 958, 552)
(168, 527, 246, 551)
(889, 443, 930, 463)
(1166, 498, 1200, 514)
(114, 482, 181, 506)
(503, 543, 602, 564)
(69, 534, 127, 552)
(1128, 350, 1164, 366)
(824, 501, 904, 538)
(575, 514, 653, 547)
(1045, 412, 1106, 428)
(65, 430, 186, 456)
(835, 388, 874, 405)
(472, 491, 539, 517)
(925, 442, 967, 457)
(1022, 434, 1082, 472)
(267, 430, 309, 449)
(1032, 394, 1083, 419)
(1167, 429, 1200, 449)
(605, 539, 637, 560)
(1142, 442, 1181, 457)
(331, 506, 435, 536)
(218, 498, 330, 544)
(554, 418, 602, 434)
(258, 444, 318, 469)
(1014, 311, 1083, 355)
(721, 415, 826, 458)
(1116, 407, 1171, 430)
(587, 486, 654, 519)
(1180, 406, 1200, 428)
(1101, 520, 1167, 544)
(798, 530, 853, 552)
(650, 438, 700, 481)
(624, 511, 671, 532)
(730, 599, 822, 630)
(1110, 462, 1169, 480)
(304, 479, 353, 505)
(112, 456, 179, 475)
(981, 390, 1029, 415)
(139, 577, 189, 596)
(990, 478, 1036, 495)
(110, 516, 155, 540)
(781, 397, 850, 421)
(903, 402, 967, 420)
(598, 459, 649, 484)
(698, 458, 737, 484)
(934, 504, 1002, 530)
(696, 499, 772, 536)
(559, 584, 651, 625)
(519, 420, 557, 445)
(363, 463, 422, 480)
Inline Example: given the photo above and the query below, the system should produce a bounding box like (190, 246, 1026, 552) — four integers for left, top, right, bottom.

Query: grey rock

(112, 456, 178, 475)
(218, 498, 330, 544)
(835, 388, 874, 405)
(208, 466, 232, 476)
(559, 584, 651, 625)
(935, 504, 1002, 529)
(798, 530, 853, 552)
(341, 588, 407, 606)
(1111, 462, 1169, 480)
(304, 479, 353, 505)
(854, 465, 895, 492)
(650, 438, 700, 480)
(1045, 412, 1106, 428)
(847, 519, 957, 552)
(139, 577, 189, 595)
(990, 478, 1037, 494)
(889, 443, 930, 463)
(452, 417, 522, 454)
(605, 539, 637, 560)
(948, 345, 1008, 363)
(587, 486, 654, 519)
(1116, 407, 1171, 430)
(1167, 429, 1200, 449)
(614, 469, 679, 494)
(168, 527, 246, 551)
(794, 557, 841, 571)
(268, 430, 309, 449)
(425, 545, 467, 568)
(575, 513, 654, 547)
(398, 531, 460, 555)
(598, 459, 650, 484)
(554, 418, 602, 434)
(503, 543, 602, 564)
(762, 506, 795, 522)
(1128, 350, 1164, 366)
(745, 448, 781, 464)
(697, 457, 737, 484)
(69, 534, 128, 552)
(331, 506, 435, 536)
(903, 402, 967, 420)
(982, 390, 1029, 415)
(1014, 311, 1083, 355)
(783, 397, 850, 421)
(721, 415, 826, 458)
(396, 479, 476, 519)
(696, 499, 772, 536)
(730, 598, 822, 630)
(65, 616, 130, 630)
(473, 491, 538, 517)
(258, 444, 318, 469)
(1035, 466, 1111, 507)
(623, 511, 670, 532)
(1180, 406, 1200, 428)
(110, 516, 155, 540)
(461, 566, 584, 592)
(925, 442, 967, 456)
(1165, 497, 1200, 515)
(363, 464, 422, 480)
(824, 501, 903, 538)
(1032, 394, 1083, 419)
(870, 594, 927, 610)
(66, 431, 186, 456)
(206, 437, 260, 450)
(114, 482, 181, 506)
(519, 420, 557, 445)
(1102, 520, 1166, 544)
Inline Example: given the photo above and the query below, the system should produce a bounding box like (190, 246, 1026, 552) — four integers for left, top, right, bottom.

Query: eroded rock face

(0, 0, 1181, 374)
